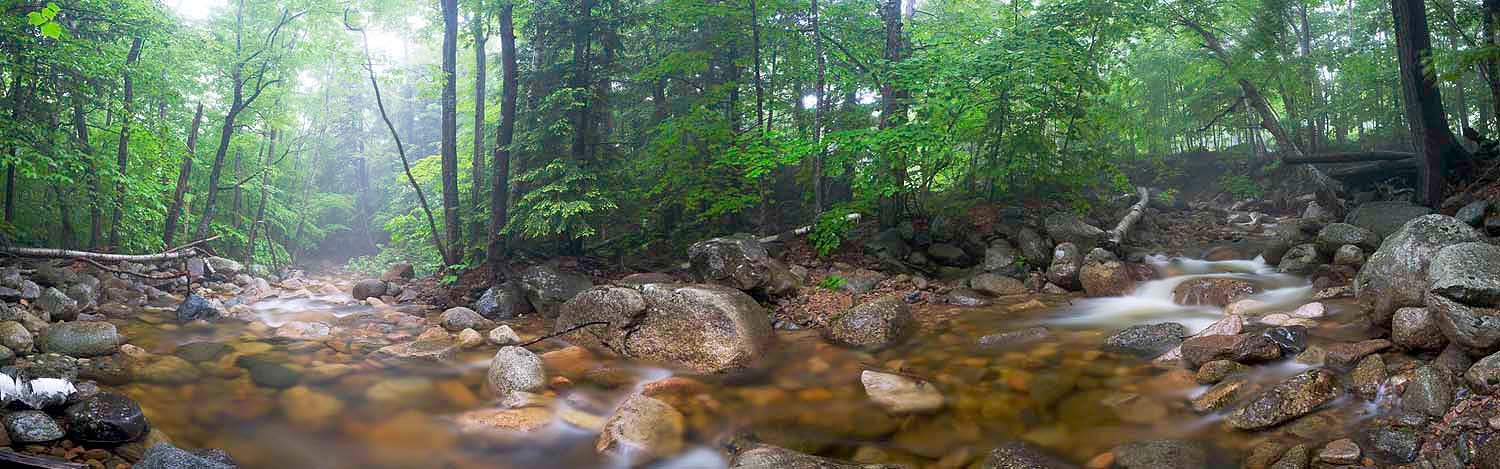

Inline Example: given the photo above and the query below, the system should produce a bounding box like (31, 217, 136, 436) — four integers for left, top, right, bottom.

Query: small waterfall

(1049, 255, 1311, 334)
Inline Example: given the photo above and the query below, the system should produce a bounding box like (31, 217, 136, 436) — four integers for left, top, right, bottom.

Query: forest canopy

(0, 0, 1485, 275)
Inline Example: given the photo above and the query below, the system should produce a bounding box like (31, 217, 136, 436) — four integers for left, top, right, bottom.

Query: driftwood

(0, 246, 201, 263)
(759, 213, 863, 244)
(0, 449, 88, 469)
(1103, 187, 1150, 251)
(1283, 151, 1417, 165)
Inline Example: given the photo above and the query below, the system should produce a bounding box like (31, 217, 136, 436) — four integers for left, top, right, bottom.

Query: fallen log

(759, 213, 863, 244)
(1283, 151, 1416, 165)
(0, 246, 201, 263)
(1329, 160, 1417, 178)
(1103, 187, 1150, 251)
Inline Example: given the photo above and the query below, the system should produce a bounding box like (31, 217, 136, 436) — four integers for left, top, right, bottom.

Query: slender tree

(471, 4, 489, 257)
(489, 1, 518, 283)
(440, 0, 463, 264)
(163, 104, 204, 247)
(108, 37, 144, 250)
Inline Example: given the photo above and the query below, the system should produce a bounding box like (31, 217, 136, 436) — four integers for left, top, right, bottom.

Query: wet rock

(135, 443, 237, 469)
(982, 242, 1024, 276)
(978, 327, 1051, 349)
(351, 279, 387, 301)
(31, 262, 76, 287)
(1195, 360, 1249, 384)
(1016, 228, 1052, 268)
(554, 284, 771, 374)
(1346, 201, 1432, 239)
(1112, 439, 1208, 469)
(1079, 258, 1135, 298)
(175, 342, 229, 363)
(1044, 213, 1104, 252)
(1045, 243, 1082, 290)
(977, 441, 1078, 469)
(278, 385, 343, 431)
(1192, 378, 1248, 413)
(37, 287, 77, 321)
(687, 234, 787, 292)
(861, 370, 943, 414)
(824, 296, 914, 351)
(840, 269, 889, 295)
(272, 321, 331, 341)
(236, 355, 301, 389)
(487, 325, 521, 346)
(968, 273, 1025, 297)
(381, 263, 415, 282)
(457, 328, 484, 348)
(1318, 439, 1360, 465)
(487, 346, 546, 396)
(439, 307, 492, 332)
(617, 273, 677, 286)
(371, 335, 459, 365)
(928, 243, 972, 267)
(63, 392, 148, 444)
(1277, 244, 1324, 275)
(1029, 371, 1078, 407)
(1332, 245, 1364, 267)
(1324, 339, 1392, 368)
(205, 256, 244, 275)
(1357, 215, 1483, 325)
(595, 394, 685, 463)
(129, 355, 201, 384)
(1226, 369, 1341, 430)
(1392, 307, 1447, 351)
(473, 283, 530, 320)
(731, 444, 906, 468)
(1180, 333, 1281, 367)
(937, 288, 992, 306)
(1402, 366, 1453, 419)
(1351, 354, 1386, 399)
(1103, 323, 1186, 358)
(41, 321, 120, 357)
(1224, 299, 1267, 317)
(1459, 200, 1492, 226)
(1360, 425, 1421, 464)
(1270, 444, 1309, 469)
(519, 264, 594, 314)
(1317, 223, 1378, 255)
(3, 411, 61, 443)
(1262, 326, 1308, 354)
(1172, 278, 1257, 307)
(8, 353, 79, 381)
(1465, 350, 1500, 394)
(174, 294, 223, 322)
(0, 321, 33, 353)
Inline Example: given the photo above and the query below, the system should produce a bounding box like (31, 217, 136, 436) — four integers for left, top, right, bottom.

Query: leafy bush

(1219, 174, 1262, 200)
(816, 275, 847, 291)
(811, 206, 865, 257)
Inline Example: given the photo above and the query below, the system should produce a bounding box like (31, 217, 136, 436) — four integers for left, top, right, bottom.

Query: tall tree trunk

(571, 0, 596, 165)
(440, 0, 463, 264)
(811, 0, 826, 214)
(490, 1, 518, 284)
(164, 104, 203, 247)
(752, 0, 765, 131)
(1392, 0, 1469, 206)
(1485, 0, 1500, 131)
(246, 130, 274, 264)
(4, 72, 26, 223)
(232, 146, 246, 248)
(109, 37, 144, 250)
(471, 13, 488, 257)
(879, 0, 909, 225)
(71, 90, 101, 250)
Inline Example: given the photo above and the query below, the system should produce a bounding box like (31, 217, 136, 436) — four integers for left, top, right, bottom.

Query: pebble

(487, 325, 521, 346)
(861, 370, 944, 414)
(1292, 302, 1326, 318)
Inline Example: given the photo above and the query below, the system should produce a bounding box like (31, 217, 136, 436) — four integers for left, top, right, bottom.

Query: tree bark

(5, 72, 25, 223)
(246, 131, 273, 264)
(471, 12, 488, 256)
(879, 0, 909, 225)
(751, 0, 764, 131)
(440, 0, 463, 264)
(490, 1, 518, 284)
(1392, 0, 1469, 207)
(0, 246, 203, 263)
(570, 0, 596, 166)
(70, 90, 101, 250)
(812, 0, 826, 214)
(109, 37, 144, 250)
(1485, 0, 1500, 130)
(164, 104, 203, 247)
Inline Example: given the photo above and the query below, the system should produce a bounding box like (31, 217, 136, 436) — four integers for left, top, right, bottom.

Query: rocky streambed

(5, 201, 1500, 468)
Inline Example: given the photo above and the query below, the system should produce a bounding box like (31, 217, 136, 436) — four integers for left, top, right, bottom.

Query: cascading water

(1050, 255, 1312, 334)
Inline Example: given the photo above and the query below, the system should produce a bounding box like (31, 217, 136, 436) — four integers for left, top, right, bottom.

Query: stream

(107, 254, 1383, 468)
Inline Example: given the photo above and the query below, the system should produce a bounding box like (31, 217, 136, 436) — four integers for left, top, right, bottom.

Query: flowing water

(108, 255, 1387, 468)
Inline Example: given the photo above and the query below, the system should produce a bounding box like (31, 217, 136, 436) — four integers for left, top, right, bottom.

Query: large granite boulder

(823, 296, 914, 351)
(554, 284, 772, 374)
(41, 321, 121, 357)
(1345, 201, 1432, 240)
(472, 283, 531, 320)
(518, 264, 593, 315)
(1357, 215, 1483, 326)
(687, 234, 798, 296)
(1429, 242, 1500, 356)
(1227, 369, 1341, 430)
(1316, 223, 1379, 255)
(1044, 213, 1104, 252)
(1045, 243, 1083, 291)
(1172, 278, 1257, 307)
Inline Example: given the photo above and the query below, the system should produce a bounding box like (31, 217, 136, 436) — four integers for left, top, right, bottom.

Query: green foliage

(26, 3, 63, 39)
(816, 275, 847, 291)
(1219, 174, 1263, 200)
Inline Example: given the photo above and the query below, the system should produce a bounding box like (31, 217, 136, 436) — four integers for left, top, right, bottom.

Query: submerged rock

(1112, 439, 1209, 469)
(473, 283, 531, 320)
(731, 444, 909, 469)
(1103, 323, 1186, 358)
(1227, 369, 1341, 430)
(174, 295, 223, 322)
(861, 370, 943, 415)
(64, 392, 148, 444)
(595, 394, 685, 463)
(487, 346, 546, 396)
(554, 284, 772, 374)
(135, 443, 237, 469)
(824, 296, 914, 351)
(977, 441, 1078, 469)
(1356, 215, 1482, 326)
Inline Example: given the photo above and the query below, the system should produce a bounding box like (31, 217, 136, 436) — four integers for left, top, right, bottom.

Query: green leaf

(27, 12, 44, 26)
(39, 22, 61, 39)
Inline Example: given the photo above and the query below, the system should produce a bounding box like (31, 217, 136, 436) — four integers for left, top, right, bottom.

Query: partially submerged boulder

(554, 284, 773, 374)
(1227, 369, 1341, 430)
(1172, 278, 1257, 307)
(823, 296, 914, 351)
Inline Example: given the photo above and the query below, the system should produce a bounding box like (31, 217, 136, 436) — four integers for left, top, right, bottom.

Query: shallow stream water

(108, 255, 1384, 468)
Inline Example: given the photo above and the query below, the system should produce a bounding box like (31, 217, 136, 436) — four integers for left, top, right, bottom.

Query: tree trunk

(1485, 0, 1500, 131)
(5, 72, 26, 223)
(109, 37, 144, 250)
(164, 104, 204, 247)
(571, 0, 596, 166)
(71, 91, 101, 250)
(440, 0, 463, 264)
(1392, 0, 1469, 207)
(751, 0, 765, 131)
(246, 130, 273, 264)
(811, 0, 826, 214)
(490, 2, 518, 284)
(231, 146, 246, 249)
(471, 14, 488, 257)
(879, 0, 909, 225)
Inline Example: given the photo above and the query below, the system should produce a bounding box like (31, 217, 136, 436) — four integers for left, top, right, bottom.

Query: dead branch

(759, 213, 862, 244)
(0, 247, 201, 263)
(78, 258, 185, 281)
(165, 235, 221, 254)
(1283, 151, 1417, 165)
(1103, 187, 1150, 251)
